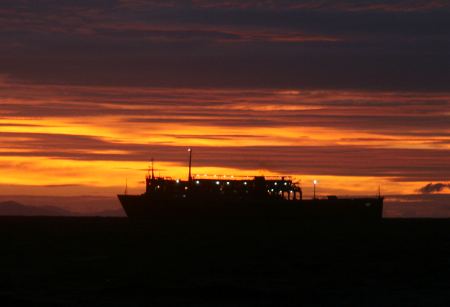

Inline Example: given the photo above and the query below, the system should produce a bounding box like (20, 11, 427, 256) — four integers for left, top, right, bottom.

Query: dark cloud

(418, 183, 450, 194)
(0, 0, 449, 90)
(120, 0, 450, 12)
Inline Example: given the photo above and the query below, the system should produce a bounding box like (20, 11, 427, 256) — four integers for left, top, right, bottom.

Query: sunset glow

(0, 1, 449, 213)
(1, 81, 448, 198)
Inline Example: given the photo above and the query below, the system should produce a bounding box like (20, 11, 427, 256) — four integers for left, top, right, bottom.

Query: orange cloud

(1, 81, 448, 199)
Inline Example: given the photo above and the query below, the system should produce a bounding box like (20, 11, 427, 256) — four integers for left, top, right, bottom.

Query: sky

(0, 0, 449, 214)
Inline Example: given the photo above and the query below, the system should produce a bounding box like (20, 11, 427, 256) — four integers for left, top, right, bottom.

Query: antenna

(188, 148, 192, 182)
(313, 180, 318, 199)
(151, 157, 155, 180)
(124, 178, 128, 195)
(378, 185, 381, 198)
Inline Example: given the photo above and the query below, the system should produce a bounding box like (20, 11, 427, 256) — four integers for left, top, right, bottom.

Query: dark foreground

(1, 217, 450, 306)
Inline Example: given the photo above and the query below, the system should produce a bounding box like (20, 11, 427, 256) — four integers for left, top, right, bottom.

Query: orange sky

(1, 80, 448, 199)
(0, 1, 449, 209)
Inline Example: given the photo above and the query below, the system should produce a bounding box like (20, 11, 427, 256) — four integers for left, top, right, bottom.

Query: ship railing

(263, 176, 294, 181)
(146, 175, 175, 181)
(191, 174, 294, 181)
(145, 174, 296, 182)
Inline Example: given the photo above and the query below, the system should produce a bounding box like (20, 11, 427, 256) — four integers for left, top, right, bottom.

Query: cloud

(0, 0, 449, 90)
(418, 183, 450, 194)
(0, 130, 449, 181)
(120, 0, 450, 12)
(0, 1, 448, 199)
(1, 81, 448, 139)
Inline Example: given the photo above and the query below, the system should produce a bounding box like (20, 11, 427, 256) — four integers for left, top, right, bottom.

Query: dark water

(1, 217, 450, 306)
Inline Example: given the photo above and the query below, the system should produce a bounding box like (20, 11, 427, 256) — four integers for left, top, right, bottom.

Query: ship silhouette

(118, 149, 383, 219)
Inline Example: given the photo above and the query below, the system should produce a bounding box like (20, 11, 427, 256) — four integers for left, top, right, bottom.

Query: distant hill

(0, 196, 124, 217)
(0, 201, 74, 216)
(91, 208, 126, 217)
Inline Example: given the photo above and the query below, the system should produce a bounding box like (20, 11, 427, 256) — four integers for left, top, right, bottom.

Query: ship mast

(151, 157, 155, 180)
(188, 148, 192, 183)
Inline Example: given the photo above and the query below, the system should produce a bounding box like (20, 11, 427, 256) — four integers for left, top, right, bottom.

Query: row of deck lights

(175, 177, 318, 197)
(175, 179, 292, 186)
(270, 189, 295, 193)
(174, 180, 245, 185)
(193, 174, 293, 180)
(269, 182, 291, 188)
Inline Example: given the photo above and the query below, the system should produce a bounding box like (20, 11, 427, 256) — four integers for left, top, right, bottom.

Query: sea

(1, 216, 450, 306)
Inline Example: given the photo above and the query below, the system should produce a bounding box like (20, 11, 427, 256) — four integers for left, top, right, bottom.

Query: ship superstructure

(144, 174, 302, 202)
(118, 150, 383, 219)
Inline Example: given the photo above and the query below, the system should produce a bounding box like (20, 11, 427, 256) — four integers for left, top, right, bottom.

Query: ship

(118, 149, 384, 220)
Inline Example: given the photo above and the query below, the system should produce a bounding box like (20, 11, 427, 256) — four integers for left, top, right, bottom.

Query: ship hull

(118, 195, 384, 220)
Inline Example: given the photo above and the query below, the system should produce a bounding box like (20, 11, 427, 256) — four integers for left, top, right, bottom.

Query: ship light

(271, 188, 274, 192)
(313, 180, 318, 199)
(216, 181, 220, 185)
(274, 182, 277, 186)
(176, 179, 180, 183)
(185, 186, 188, 190)
(226, 181, 230, 185)
(243, 182, 247, 185)
(196, 180, 200, 184)
(284, 182, 287, 186)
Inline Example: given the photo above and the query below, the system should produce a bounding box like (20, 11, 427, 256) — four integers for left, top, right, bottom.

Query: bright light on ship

(216, 181, 220, 185)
